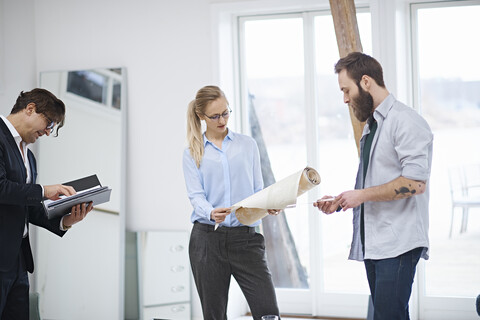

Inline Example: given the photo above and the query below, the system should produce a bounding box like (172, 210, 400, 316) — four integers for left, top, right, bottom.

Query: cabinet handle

(171, 305, 186, 313)
(171, 265, 185, 273)
(171, 285, 185, 293)
(170, 245, 184, 252)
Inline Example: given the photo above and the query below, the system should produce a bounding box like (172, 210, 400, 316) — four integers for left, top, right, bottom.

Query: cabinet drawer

(143, 303, 190, 320)
(141, 231, 190, 306)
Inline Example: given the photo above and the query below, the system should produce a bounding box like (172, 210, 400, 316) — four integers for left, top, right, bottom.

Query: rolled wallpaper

(233, 166, 321, 225)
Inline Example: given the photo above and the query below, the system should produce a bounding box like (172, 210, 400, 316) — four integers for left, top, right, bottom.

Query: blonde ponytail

(187, 100, 204, 168)
(186, 85, 228, 168)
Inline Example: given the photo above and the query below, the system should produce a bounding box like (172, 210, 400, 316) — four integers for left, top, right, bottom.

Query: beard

(350, 85, 374, 122)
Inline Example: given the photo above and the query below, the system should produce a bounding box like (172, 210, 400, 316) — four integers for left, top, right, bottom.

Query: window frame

(235, 6, 372, 318)
(410, 1, 480, 319)
(212, 0, 480, 318)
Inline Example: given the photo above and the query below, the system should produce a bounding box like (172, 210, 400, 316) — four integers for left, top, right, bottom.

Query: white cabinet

(143, 303, 191, 320)
(138, 231, 190, 320)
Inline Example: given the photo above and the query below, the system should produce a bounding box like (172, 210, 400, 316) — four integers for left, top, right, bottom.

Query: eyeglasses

(203, 108, 232, 122)
(43, 114, 55, 131)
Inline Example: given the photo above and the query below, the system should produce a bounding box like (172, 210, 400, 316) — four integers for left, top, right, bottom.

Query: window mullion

(302, 11, 323, 317)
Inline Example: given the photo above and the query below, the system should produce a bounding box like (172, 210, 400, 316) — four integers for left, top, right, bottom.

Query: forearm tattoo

(393, 182, 424, 200)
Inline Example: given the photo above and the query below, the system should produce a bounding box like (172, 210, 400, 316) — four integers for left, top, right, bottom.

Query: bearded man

(314, 52, 433, 320)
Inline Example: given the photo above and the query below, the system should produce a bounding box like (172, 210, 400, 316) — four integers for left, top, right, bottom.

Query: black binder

(42, 174, 112, 219)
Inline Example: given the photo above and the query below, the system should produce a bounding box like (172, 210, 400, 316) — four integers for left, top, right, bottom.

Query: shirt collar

(203, 128, 234, 147)
(373, 93, 396, 121)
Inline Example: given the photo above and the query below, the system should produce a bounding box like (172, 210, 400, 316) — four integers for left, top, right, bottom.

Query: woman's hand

(210, 207, 232, 223)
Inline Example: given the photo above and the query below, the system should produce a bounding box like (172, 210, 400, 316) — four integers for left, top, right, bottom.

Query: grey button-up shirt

(349, 94, 434, 261)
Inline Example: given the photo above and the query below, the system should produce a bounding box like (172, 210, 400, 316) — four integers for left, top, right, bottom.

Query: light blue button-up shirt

(182, 129, 263, 227)
(349, 94, 434, 261)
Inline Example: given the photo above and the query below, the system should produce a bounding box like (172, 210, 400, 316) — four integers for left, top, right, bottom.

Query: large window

(239, 8, 372, 317)
(228, 0, 479, 318)
(412, 1, 480, 319)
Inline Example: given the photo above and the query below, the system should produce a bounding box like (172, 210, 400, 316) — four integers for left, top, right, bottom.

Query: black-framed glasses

(43, 114, 55, 131)
(203, 108, 232, 122)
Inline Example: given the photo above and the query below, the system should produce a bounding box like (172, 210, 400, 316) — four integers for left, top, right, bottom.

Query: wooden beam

(329, 0, 365, 155)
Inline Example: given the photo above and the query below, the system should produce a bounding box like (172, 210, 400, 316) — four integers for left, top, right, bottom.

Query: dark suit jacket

(0, 118, 65, 273)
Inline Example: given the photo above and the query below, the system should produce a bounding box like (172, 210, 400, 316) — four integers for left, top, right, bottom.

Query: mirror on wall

(33, 67, 126, 320)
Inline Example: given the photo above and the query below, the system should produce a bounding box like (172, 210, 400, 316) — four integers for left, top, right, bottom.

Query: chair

(448, 164, 480, 238)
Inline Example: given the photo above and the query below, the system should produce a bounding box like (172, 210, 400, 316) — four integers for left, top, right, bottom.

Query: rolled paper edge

(235, 167, 321, 225)
(305, 167, 321, 185)
(297, 167, 321, 196)
(235, 207, 268, 225)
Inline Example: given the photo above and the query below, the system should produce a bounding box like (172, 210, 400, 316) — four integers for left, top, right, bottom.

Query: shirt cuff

(402, 164, 429, 181)
(201, 204, 214, 221)
(59, 216, 68, 231)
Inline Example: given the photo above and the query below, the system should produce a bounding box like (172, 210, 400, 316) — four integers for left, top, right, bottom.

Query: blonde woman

(183, 85, 280, 319)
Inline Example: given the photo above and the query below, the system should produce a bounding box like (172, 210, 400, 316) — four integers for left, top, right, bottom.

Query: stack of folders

(42, 174, 112, 219)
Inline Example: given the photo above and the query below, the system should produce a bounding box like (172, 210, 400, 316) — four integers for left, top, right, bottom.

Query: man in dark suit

(0, 88, 93, 319)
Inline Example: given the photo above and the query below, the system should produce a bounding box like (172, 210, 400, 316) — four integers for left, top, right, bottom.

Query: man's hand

(313, 176, 426, 215)
(44, 184, 76, 200)
(313, 195, 340, 214)
(314, 190, 365, 213)
(63, 202, 93, 228)
(335, 189, 365, 211)
(211, 207, 231, 224)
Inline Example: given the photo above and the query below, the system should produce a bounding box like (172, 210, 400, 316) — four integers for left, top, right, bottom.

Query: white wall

(31, 0, 227, 318)
(33, 0, 215, 232)
(0, 0, 37, 114)
(0, 0, 220, 318)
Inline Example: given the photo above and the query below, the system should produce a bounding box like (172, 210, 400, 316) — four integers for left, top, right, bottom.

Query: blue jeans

(364, 247, 423, 320)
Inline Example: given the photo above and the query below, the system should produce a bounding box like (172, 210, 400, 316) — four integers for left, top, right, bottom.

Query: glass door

(411, 1, 480, 319)
(238, 8, 373, 318)
(240, 14, 312, 313)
